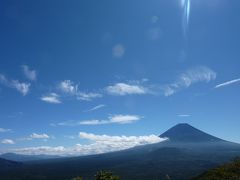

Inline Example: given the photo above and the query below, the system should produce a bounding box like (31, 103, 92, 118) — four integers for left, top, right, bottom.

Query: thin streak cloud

(215, 78, 240, 88)
(178, 114, 191, 117)
(41, 93, 61, 104)
(54, 114, 142, 126)
(106, 82, 149, 96)
(84, 104, 106, 112)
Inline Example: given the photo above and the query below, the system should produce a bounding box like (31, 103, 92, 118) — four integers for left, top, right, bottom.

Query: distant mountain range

(0, 123, 240, 180)
(0, 153, 60, 162)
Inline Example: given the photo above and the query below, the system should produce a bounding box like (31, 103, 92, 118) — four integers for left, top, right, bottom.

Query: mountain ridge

(0, 153, 61, 162)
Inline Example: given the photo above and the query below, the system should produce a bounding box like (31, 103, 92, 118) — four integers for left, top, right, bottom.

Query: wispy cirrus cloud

(105, 82, 150, 96)
(0, 128, 11, 133)
(58, 80, 78, 95)
(109, 114, 141, 124)
(55, 79, 153, 101)
(215, 78, 240, 89)
(21, 65, 37, 81)
(41, 93, 61, 104)
(1, 139, 15, 145)
(76, 92, 102, 101)
(30, 133, 50, 139)
(80, 115, 141, 125)
(11, 80, 30, 96)
(162, 66, 216, 96)
(178, 114, 191, 117)
(11, 132, 166, 155)
(19, 133, 51, 141)
(58, 80, 102, 101)
(84, 104, 106, 112)
(0, 74, 30, 96)
(53, 114, 142, 126)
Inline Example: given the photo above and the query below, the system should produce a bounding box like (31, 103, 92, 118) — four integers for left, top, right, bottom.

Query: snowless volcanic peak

(160, 123, 224, 143)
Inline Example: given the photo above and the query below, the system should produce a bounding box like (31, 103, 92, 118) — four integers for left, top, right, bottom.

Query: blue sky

(0, 0, 240, 155)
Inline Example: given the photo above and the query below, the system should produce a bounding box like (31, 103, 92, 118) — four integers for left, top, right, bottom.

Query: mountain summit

(160, 123, 224, 142)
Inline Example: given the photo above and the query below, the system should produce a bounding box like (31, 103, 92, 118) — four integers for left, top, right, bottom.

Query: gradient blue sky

(0, 0, 240, 155)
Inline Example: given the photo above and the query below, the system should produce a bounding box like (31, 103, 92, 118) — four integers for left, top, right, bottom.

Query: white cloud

(112, 44, 125, 58)
(55, 114, 142, 126)
(58, 80, 102, 101)
(58, 80, 78, 95)
(78, 120, 108, 125)
(18, 133, 51, 141)
(21, 65, 37, 81)
(1, 139, 15, 144)
(84, 104, 106, 112)
(77, 92, 102, 101)
(109, 114, 141, 124)
(30, 133, 50, 139)
(14, 146, 66, 155)
(41, 93, 61, 104)
(11, 80, 31, 96)
(0, 128, 11, 133)
(79, 132, 164, 146)
(215, 78, 240, 88)
(0, 74, 30, 96)
(178, 114, 191, 117)
(106, 83, 148, 96)
(12, 133, 167, 155)
(162, 66, 216, 96)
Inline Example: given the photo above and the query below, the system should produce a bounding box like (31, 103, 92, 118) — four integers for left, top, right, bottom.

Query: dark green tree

(72, 176, 83, 180)
(95, 170, 120, 180)
(193, 157, 240, 180)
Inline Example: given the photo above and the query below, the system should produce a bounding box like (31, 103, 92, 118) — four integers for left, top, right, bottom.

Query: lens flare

(182, 0, 191, 37)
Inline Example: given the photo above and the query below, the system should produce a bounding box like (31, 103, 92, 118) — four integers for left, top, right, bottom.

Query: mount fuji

(1, 123, 240, 180)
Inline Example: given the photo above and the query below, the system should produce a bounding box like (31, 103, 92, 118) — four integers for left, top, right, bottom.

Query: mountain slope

(0, 158, 22, 171)
(160, 123, 224, 142)
(193, 158, 240, 180)
(0, 124, 240, 180)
